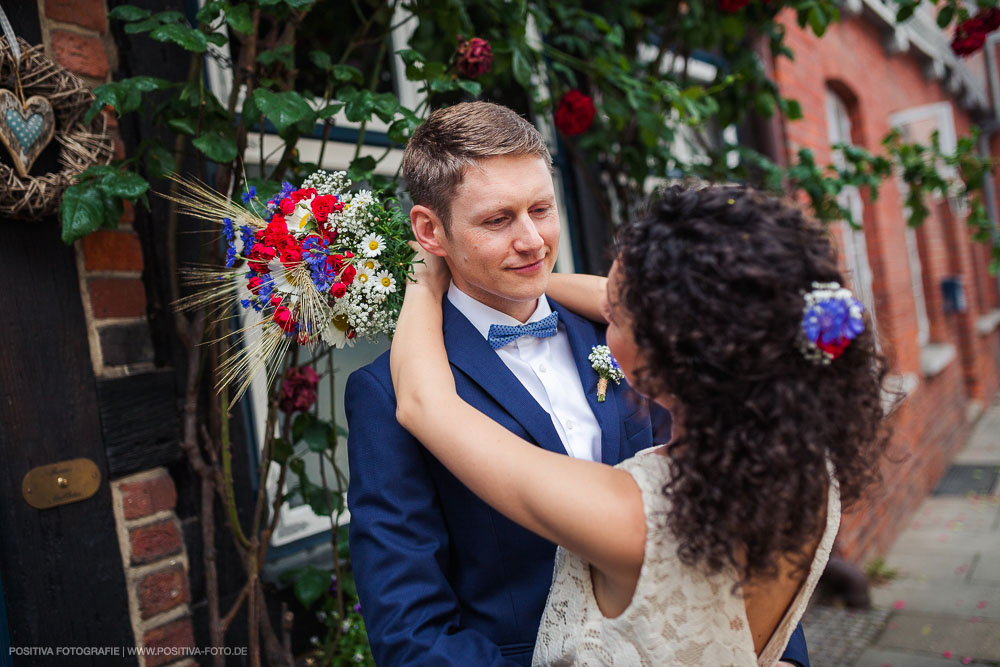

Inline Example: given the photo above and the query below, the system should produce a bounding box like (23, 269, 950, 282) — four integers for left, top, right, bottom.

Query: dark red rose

(330, 282, 347, 298)
(311, 194, 339, 224)
(272, 305, 296, 333)
(952, 28, 987, 56)
(554, 90, 596, 136)
(321, 225, 338, 245)
(290, 187, 318, 203)
(720, 0, 751, 12)
(279, 365, 320, 414)
(247, 275, 263, 294)
(456, 36, 493, 78)
(279, 198, 296, 215)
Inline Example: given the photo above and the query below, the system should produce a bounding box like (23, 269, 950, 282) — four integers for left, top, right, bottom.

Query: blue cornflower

(239, 225, 255, 253)
(258, 274, 275, 301)
(222, 217, 234, 241)
(225, 243, 238, 268)
(241, 186, 257, 204)
(240, 298, 251, 310)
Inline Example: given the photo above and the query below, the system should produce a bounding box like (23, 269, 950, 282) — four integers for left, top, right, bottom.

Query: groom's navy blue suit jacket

(345, 297, 809, 666)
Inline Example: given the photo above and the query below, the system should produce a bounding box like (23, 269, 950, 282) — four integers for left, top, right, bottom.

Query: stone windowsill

(920, 342, 957, 378)
(976, 309, 1000, 336)
(883, 372, 918, 415)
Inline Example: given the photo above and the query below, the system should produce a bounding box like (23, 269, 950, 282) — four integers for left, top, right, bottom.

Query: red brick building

(772, 1, 1000, 562)
(2, 0, 1000, 662)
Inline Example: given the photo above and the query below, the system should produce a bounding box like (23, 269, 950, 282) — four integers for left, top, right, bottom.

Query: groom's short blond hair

(401, 102, 552, 229)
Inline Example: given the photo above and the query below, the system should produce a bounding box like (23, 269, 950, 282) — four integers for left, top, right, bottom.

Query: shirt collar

(446, 281, 553, 341)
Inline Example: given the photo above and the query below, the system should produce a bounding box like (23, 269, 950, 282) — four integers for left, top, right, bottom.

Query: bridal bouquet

(170, 170, 415, 397)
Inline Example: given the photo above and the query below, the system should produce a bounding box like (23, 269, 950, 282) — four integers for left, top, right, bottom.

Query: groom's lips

(509, 258, 546, 274)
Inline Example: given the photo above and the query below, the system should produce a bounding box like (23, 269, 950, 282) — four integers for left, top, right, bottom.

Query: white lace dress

(533, 448, 840, 666)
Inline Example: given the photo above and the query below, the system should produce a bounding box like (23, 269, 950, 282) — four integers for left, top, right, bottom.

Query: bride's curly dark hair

(615, 184, 890, 583)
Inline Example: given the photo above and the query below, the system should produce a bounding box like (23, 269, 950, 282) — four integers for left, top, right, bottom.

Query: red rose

(554, 90, 596, 136)
(330, 282, 347, 298)
(247, 275, 263, 294)
(719, 0, 751, 12)
(290, 188, 318, 203)
(279, 198, 296, 215)
(280, 246, 303, 269)
(321, 225, 338, 245)
(264, 217, 288, 244)
(341, 265, 356, 285)
(311, 194, 339, 224)
(456, 36, 493, 78)
(279, 365, 320, 414)
(326, 254, 344, 273)
(952, 29, 987, 56)
(272, 305, 296, 333)
(248, 243, 276, 274)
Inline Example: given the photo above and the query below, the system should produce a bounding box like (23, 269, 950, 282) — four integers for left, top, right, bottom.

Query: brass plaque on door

(22, 458, 101, 509)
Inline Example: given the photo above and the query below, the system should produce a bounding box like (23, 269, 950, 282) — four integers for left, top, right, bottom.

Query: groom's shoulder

(350, 349, 392, 386)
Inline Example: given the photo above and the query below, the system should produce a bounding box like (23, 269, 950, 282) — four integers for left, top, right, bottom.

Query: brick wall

(111, 468, 197, 667)
(774, 10, 1000, 563)
(36, 0, 192, 662)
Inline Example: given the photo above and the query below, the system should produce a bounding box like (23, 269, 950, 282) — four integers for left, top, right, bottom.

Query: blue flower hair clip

(798, 281, 865, 365)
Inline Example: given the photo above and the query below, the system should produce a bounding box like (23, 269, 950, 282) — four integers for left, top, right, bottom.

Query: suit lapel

(547, 299, 622, 465)
(443, 297, 566, 455)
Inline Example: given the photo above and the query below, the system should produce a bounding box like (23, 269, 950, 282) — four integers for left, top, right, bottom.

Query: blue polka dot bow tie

(487, 311, 560, 350)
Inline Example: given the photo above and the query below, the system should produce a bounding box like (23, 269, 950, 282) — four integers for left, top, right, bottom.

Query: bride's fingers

(407, 241, 450, 293)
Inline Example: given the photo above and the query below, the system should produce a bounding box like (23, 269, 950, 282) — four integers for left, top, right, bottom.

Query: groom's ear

(410, 204, 448, 258)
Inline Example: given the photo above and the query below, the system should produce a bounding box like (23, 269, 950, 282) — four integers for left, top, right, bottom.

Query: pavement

(803, 395, 1000, 667)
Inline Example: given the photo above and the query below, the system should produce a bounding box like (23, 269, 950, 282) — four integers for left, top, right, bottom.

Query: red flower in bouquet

(279, 197, 296, 215)
(290, 187, 318, 203)
(311, 194, 339, 224)
(331, 282, 347, 298)
(456, 36, 493, 78)
(272, 305, 296, 333)
(279, 365, 320, 414)
(248, 243, 277, 274)
(555, 90, 596, 136)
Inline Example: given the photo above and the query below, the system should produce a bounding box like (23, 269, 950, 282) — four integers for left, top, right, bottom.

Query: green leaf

(512, 48, 533, 88)
(195, 0, 225, 24)
(149, 23, 208, 53)
(252, 89, 315, 134)
(192, 132, 238, 164)
(60, 184, 107, 245)
(783, 98, 803, 121)
(317, 102, 343, 120)
(310, 50, 332, 71)
(303, 420, 333, 452)
(456, 79, 482, 97)
(293, 566, 330, 609)
(936, 4, 955, 28)
(109, 5, 151, 21)
(168, 117, 197, 135)
(144, 143, 176, 179)
(225, 3, 253, 34)
(284, 0, 315, 8)
(348, 155, 377, 182)
(332, 64, 364, 84)
(123, 16, 161, 34)
(98, 170, 149, 200)
(292, 413, 314, 444)
(205, 32, 227, 47)
(272, 437, 294, 465)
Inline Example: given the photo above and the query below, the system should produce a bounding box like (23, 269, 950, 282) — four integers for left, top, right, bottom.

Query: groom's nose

(511, 213, 545, 254)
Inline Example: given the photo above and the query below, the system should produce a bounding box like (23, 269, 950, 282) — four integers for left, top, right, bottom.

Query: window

(825, 90, 879, 337)
(889, 102, 961, 376)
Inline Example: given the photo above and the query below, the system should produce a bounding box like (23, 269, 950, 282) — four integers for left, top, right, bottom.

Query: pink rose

(279, 365, 320, 414)
(456, 36, 493, 78)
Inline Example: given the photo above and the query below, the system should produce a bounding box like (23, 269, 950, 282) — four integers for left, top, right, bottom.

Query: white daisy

(373, 270, 396, 294)
(362, 233, 386, 258)
(320, 314, 354, 349)
(361, 258, 381, 272)
(286, 201, 313, 232)
(355, 266, 373, 289)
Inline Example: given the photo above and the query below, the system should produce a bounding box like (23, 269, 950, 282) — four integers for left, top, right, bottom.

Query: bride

(389, 184, 889, 665)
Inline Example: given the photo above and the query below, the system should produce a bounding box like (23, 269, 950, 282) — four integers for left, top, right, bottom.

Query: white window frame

(889, 102, 958, 353)
(825, 91, 879, 339)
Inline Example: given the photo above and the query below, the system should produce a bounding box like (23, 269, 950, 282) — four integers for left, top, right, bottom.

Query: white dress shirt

(447, 282, 602, 462)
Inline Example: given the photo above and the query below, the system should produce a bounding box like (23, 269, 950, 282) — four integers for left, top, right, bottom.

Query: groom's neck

(449, 281, 540, 323)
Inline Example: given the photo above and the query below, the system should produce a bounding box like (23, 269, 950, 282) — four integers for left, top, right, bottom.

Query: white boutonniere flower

(588, 345, 624, 402)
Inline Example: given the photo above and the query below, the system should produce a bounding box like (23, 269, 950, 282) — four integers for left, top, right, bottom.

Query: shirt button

(538, 364, 547, 373)
(566, 420, 574, 430)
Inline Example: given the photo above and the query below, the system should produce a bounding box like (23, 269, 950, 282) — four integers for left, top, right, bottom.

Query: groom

(345, 102, 809, 666)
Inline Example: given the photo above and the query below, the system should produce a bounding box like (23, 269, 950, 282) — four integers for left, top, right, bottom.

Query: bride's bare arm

(390, 264, 644, 583)
(546, 273, 608, 322)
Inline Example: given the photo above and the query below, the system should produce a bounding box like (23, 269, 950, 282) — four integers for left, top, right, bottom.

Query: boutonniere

(588, 345, 624, 402)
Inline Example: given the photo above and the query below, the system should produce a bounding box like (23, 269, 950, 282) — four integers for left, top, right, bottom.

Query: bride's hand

(408, 241, 450, 296)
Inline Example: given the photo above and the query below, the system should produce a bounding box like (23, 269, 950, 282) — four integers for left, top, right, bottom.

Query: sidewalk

(803, 395, 1000, 667)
